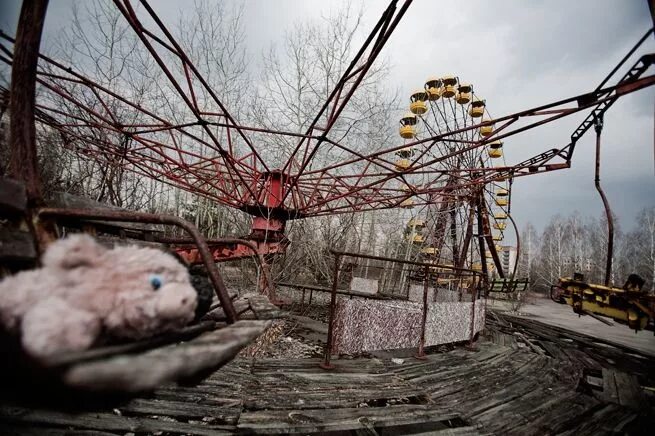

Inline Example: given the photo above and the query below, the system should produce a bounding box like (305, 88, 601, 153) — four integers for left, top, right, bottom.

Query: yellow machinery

(494, 212, 507, 220)
(488, 140, 503, 158)
(399, 113, 417, 139)
(395, 146, 414, 170)
(420, 246, 436, 255)
(407, 218, 425, 229)
(492, 233, 503, 241)
(468, 97, 486, 118)
(435, 264, 455, 285)
(425, 77, 441, 100)
(409, 90, 428, 115)
(456, 83, 472, 104)
(407, 233, 424, 244)
(404, 212, 424, 243)
(441, 75, 457, 98)
(395, 158, 410, 171)
(551, 273, 654, 332)
(399, 185, 415, 208)
(495, 185, 509, 207)
(400, 198, 414, 208)
(480, 118, 494, 137)
(493, 222, 507, 230)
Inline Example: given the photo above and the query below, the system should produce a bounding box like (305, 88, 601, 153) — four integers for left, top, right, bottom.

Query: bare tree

(517, 222, 539, 285)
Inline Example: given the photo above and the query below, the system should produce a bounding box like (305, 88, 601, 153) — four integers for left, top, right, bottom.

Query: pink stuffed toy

(0, 234, 198, 359)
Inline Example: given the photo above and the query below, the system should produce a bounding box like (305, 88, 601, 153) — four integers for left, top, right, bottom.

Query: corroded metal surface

(332, 299, 485, 354)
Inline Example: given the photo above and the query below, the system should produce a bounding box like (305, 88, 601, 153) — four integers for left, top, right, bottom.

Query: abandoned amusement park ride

(0, 0, 654, 434)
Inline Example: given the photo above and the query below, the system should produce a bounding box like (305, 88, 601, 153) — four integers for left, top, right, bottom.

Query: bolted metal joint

(593, 114, 604, 133)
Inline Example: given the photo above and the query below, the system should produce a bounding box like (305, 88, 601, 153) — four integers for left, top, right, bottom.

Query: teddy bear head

(42, 234, 199, 340)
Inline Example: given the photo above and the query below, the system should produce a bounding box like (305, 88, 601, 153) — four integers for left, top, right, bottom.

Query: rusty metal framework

(1, 0, 654, 277)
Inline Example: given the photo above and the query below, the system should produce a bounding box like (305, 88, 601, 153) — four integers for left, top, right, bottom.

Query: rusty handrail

(329, 249, 483, 277)
(414, 264, 429, 360)
(36, 207, 238, 323)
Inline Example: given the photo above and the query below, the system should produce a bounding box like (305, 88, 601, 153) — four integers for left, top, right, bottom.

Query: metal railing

(36, 207, 238, 323)
(321, 249, 484, 369)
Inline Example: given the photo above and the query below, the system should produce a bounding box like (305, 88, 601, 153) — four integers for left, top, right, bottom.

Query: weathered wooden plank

(601, 368, 620, 404)
(495, 391, 598, 435)
(62, 320, 270, 392)
(1, 312, 652, 436)
(148, 388, 242, 407)
(533, 339, 568, 361)
(612, 370, 643, 409)
(555, 403, 637, 435)
(409, 426, 482, 435)
(407, 348, 515, 387)
(251, 357, 387, 374)
(559, 346, 603, 371)
(238, 405, 460, 434)
(118, 398, 241, 424)
(0, 424, 117, 436)
(474, 385, 575, 433)
(203, 299, 251, 321)
(0, 178, 28, 214)
(243, 383, 426, 410)
(0, 227, 36, 261)
(461, 357, 553, 417)
(0, 405, 234, 435)
(44, 321, 217, 367)
(247, 294, 286, 320)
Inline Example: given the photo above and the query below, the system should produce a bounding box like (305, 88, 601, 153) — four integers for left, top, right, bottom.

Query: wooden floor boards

(1, 311, 652, 435)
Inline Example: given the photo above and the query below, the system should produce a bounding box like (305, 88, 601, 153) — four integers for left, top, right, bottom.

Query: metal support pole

(450, 208, 459, 266)
(414, 264, 429, 360)
(321, 253, 341, 370)
(258, 254, 279, 303)
(467, 279, 477, 349)
(594, 116, 614, 286)
(7, 0, 49, 204)
(476, 196, 490, 295)
(507, 179, 521, 280)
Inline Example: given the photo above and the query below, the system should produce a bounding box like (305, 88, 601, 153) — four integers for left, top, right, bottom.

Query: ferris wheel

(395, 75, 510, 275)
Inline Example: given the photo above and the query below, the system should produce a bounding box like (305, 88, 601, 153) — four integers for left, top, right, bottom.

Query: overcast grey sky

(2, 0, 654, 239)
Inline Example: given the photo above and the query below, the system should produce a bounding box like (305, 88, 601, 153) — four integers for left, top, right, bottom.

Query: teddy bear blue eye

(149, 275, 163, 290)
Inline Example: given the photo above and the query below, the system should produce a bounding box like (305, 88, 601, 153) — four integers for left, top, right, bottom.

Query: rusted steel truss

(2, 0, 653, 271)
(1, 6, 653, 220)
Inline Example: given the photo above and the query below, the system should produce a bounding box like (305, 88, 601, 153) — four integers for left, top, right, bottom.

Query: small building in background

(500, 246, 518, 277)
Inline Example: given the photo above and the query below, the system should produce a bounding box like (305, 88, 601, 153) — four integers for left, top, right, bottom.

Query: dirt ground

(488, 295, 655, 357)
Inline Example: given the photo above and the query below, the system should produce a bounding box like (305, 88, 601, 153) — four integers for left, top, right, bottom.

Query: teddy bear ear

(42, 234, 106, 269)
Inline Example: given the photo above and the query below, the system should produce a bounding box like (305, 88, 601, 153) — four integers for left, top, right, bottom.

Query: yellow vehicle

(551, 273, 654, 332)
